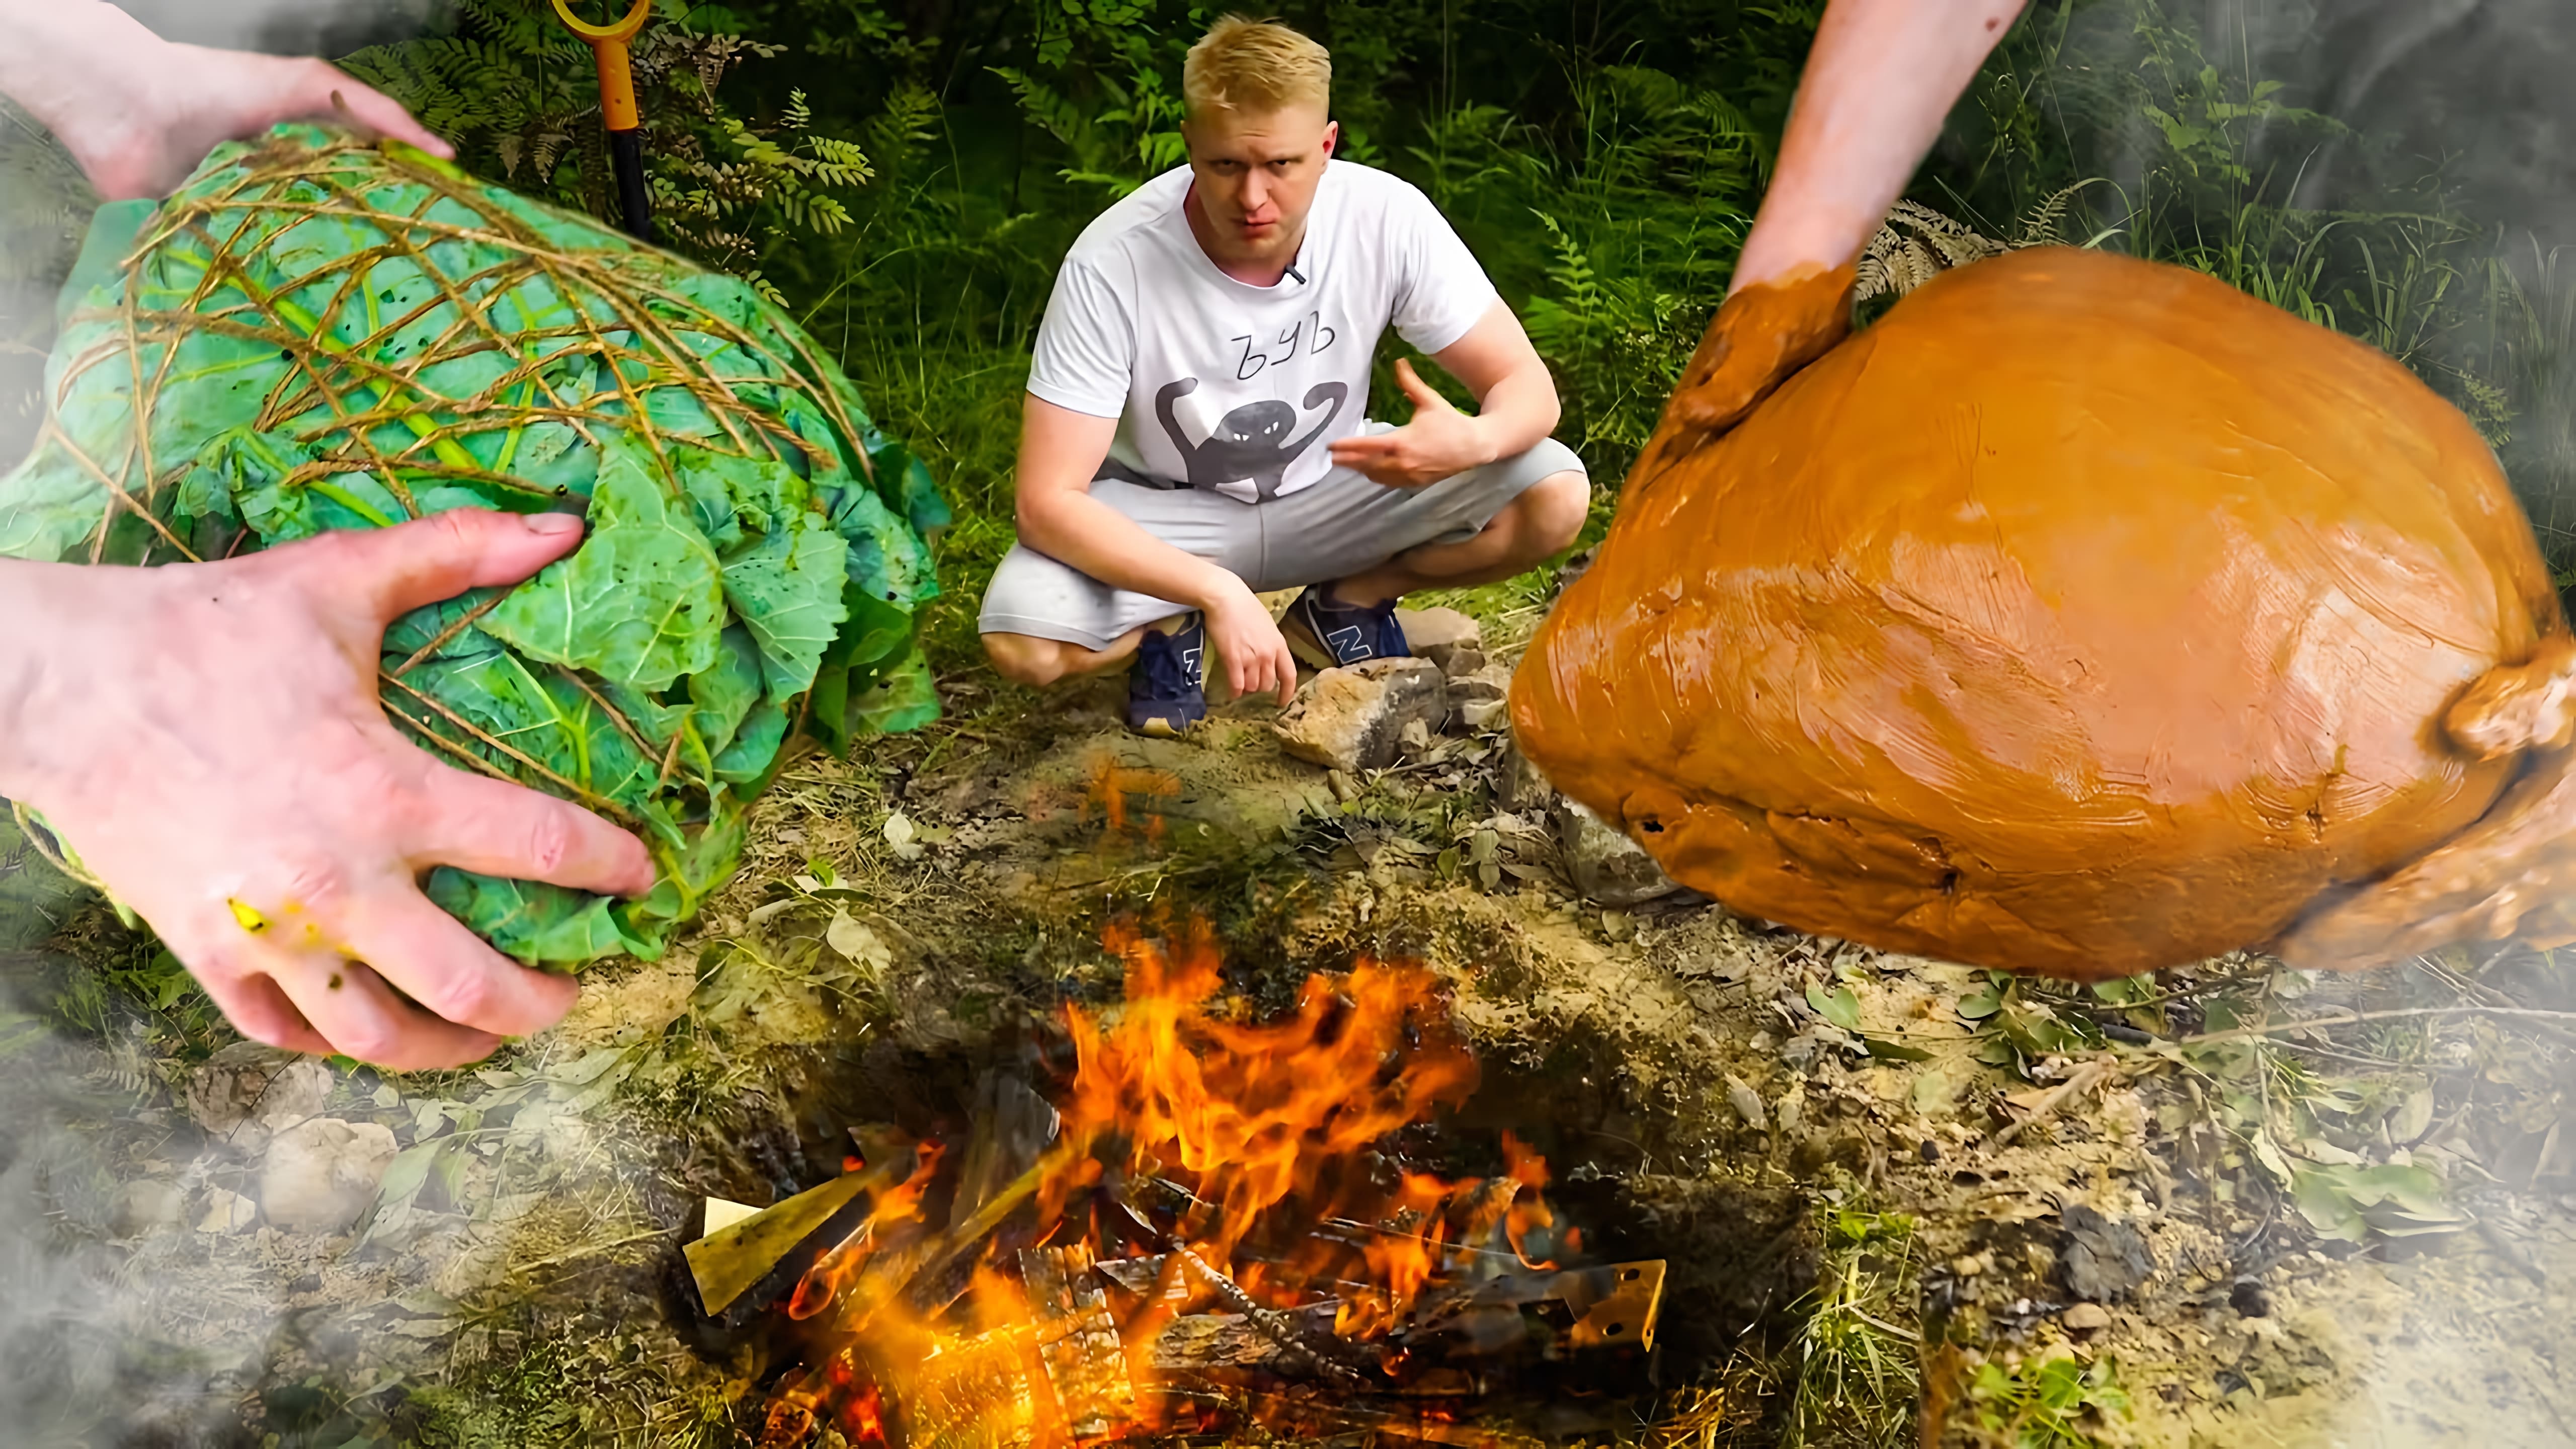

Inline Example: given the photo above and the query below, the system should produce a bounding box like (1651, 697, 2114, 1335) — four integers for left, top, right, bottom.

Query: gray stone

(261, 1117, 399, 1235)
(1495, 740, 1558, 815)
(1553, 798, 1680, 906)
(1447, 664, 1510, 703)
(113, 1179, 188, 1236)
(1274, 659, 1448, 773)
(1394, 606, 1483, 674)
(2058, 1203, 2153, 1303)
(1459, 698, 1509, 733)
(1724, 1074, 1768, 1132)
(196, 1186, 260, 1234)
(186, 1043, 333, 1152)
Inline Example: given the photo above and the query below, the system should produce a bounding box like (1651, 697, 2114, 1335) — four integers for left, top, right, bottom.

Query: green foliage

(0, 125, 944, 967)
(342, 1, 879, 290)
(1958, 972, 2106, 1078)
(1786, 1198, 1919, 1448)
(1966, 1353, 2130, 1448)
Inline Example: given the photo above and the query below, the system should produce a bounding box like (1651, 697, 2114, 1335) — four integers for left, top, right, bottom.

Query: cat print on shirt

(1152, 376, 1349, 500)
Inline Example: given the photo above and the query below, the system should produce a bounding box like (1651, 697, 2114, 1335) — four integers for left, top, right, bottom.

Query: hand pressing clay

(1513, 247, 2576, 979)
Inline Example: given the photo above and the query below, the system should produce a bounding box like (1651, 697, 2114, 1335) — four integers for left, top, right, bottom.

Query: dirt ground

(2, 609, 2573, 1449)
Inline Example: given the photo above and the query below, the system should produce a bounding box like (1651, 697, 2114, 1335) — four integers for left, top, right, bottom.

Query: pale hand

(14, 6, 452, 201)
(1328, 358, 1496, 489)
(0, 512, 654, 1071)
(1201, 580, 1299, 707)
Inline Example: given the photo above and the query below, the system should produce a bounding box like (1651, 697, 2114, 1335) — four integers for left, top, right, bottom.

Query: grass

(1786, 1196, 1921, 1448)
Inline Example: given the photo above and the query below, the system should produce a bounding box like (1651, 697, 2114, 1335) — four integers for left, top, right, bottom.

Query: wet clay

(1514, 248, 2569, 979)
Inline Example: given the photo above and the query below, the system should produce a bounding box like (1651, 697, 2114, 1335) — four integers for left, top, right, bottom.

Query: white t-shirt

(1025, 160, 1499, 504)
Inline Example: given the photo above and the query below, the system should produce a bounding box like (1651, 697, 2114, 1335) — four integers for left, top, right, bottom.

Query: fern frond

(2014, 181, 2098, 248)
(1857, 201, 2009, 301)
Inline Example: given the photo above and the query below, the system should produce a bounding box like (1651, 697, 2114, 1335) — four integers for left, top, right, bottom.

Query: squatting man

(0, 0, 2025, 1068)
(975, 17, 1589, 737)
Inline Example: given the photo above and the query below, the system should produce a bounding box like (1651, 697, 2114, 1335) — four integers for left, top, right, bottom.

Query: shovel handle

(550, 0, 657, 240)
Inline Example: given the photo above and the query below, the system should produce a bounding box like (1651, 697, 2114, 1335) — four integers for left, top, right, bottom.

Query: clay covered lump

(1514, 248, 2576, 979)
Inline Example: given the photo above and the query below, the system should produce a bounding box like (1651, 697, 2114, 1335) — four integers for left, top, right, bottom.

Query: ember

(685, 920, 1665, 1447)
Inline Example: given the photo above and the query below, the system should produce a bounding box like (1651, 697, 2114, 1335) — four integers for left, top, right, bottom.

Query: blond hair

(1183, 17, 1331, 117)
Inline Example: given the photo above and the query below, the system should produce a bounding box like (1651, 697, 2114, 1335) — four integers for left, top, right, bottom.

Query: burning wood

(687, 921, 1664, 1447)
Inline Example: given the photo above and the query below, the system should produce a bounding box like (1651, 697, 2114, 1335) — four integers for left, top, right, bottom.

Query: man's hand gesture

(0, 512, 655, 1072)
(1329, 358, 1497, 489)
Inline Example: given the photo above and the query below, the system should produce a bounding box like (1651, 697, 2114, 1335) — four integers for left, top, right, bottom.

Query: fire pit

(681, 920, 1670, 1447)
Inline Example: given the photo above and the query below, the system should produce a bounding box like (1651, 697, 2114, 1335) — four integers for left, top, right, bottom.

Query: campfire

(683, 920, 1666, 1447)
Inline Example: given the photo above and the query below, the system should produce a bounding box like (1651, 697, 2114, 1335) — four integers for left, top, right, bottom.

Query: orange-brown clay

(1513, 248, 2570, 980)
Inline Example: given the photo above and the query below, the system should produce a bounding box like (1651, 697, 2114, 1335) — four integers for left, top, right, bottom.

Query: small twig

(2178, 1004, 2576, 1048)
(390, 589, 511, 677)
(1986, 1059, 2111, 1150)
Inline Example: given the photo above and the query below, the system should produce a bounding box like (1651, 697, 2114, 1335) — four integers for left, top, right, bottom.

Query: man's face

(1182, 102, 1336, 263)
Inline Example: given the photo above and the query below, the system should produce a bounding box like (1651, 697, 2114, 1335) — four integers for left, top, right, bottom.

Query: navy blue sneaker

(1126, 614, 1208, 737)
(1280, 586, 1409, 670)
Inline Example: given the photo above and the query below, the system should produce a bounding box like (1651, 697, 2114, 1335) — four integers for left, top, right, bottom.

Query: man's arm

(1012, 397, 1299, 703)
(1327, 299, 1561, 488)
(0, 0, 451, 200)
(1730, 0, 2030, 293)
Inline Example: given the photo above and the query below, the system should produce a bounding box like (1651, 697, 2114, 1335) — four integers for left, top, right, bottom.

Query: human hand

(1329, 359, 1497, 488)
(1199, 581, 1299, 707)
(0, 1, 452, 201)
(0, 511, 655, 1071)
(1664, 263, 1856, 444)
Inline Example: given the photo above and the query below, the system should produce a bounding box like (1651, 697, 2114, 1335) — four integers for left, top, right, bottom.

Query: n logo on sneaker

(1325, 623, 1371, 662)
(1179, 645, 1204, 687)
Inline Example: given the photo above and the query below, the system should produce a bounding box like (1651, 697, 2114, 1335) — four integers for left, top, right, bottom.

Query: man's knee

(983, 631, 1073, 687)
(1516, 469, 1590, 555)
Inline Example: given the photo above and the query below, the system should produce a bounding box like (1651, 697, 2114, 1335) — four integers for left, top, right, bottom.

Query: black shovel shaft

(609, 127, 655, 244)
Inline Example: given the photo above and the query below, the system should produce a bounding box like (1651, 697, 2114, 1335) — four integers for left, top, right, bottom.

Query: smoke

(104, 0, 440, 57)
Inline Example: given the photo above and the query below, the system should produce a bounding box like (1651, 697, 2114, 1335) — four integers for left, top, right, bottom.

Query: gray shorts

(978, 429, 1585, 650)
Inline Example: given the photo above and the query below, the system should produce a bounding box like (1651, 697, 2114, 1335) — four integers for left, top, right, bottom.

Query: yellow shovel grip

(550, 0, 653, 132)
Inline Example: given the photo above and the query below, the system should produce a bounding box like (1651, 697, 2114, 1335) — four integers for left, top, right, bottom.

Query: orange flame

(761, 921, 1571, 1448)
(1047, 918, 1481, 1261)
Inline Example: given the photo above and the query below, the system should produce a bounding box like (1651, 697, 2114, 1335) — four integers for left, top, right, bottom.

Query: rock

(1724, 1074, 1768, 1131)
(113, 1179, 188, 1236)
(1460, 698, 1509, 732)
(1274, 659, 1448, 773)
(1398, 718, 1436, 760)
(1554, 798, 1680, 906)
(1447, 664, 1510, 703)
(196, 1186, 259, 1234)
(2228, 1276, 2272, 1318)
(185, 1043, 333, 1151)
(1496, 740, 1559, 814)
(1394, 606, 1483, 674)
(260, 1117, 399, 1235)
(2062, 1301, 2112, 1332)
(2058, 1203, 2153, 1302)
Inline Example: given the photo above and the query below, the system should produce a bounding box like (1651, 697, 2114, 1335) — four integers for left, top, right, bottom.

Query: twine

(39, 132, 895, 819)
